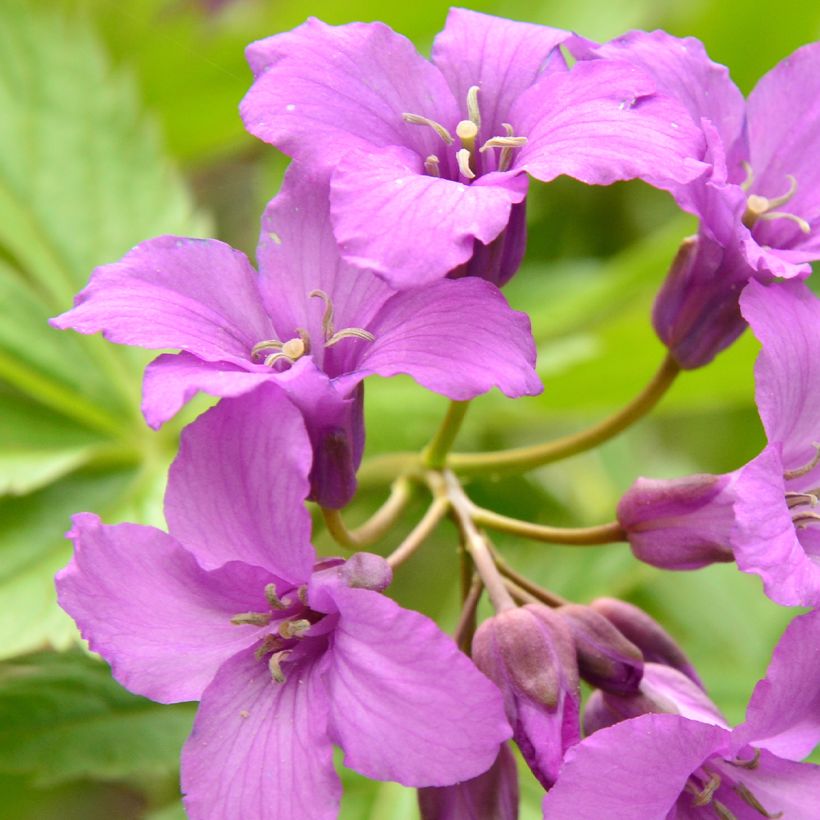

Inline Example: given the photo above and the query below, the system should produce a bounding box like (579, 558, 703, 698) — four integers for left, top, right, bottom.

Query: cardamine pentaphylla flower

(588, 32, 820, 367)
(618, 279, 820, 607)
(240, 10, 706, 287)
(543, 610, 820, 819)
(471, 604, 581, 789)
(56, 386, 512, 820)
(51, 165, 540, 508)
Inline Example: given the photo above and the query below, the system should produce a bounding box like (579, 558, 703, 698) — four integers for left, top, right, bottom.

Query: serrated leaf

(0, 651, 194, 787)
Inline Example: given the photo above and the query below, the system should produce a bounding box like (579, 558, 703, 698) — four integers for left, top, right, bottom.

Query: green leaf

(0, 651, 194, 787)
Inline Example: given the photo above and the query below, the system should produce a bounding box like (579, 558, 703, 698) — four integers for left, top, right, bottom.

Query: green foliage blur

(1, 0, 817, 816)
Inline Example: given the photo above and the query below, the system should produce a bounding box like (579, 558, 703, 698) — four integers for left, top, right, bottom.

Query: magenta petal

(51, 237, 272, 365)
(514, 59, 706, 190)
(733, 610, 820, 760)
(330, 146, 529, 286)
(417, 744, 519, 820)
(342, 277, 541, 399)
(542, 714, 729, 819)
(241, 19, 458, 169)
(740, 279, 820, 469)
(323, 586, 511, 786)
(432, 8, 572, 136)
(56, 514, 273, 703)
(164, 383, 315, 578)
(731, 445, 820, 607)
(182, 649, 340, 820)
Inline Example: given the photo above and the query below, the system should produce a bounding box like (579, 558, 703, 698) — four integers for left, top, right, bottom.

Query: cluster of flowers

(51, 8, 820, 819)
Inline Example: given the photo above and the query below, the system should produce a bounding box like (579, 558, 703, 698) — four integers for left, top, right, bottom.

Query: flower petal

(182, 648, 340, 820)
(513, 59, 707, 191)
(431, 8, 573, 137)
(541, 713, 729, 819)
(56, 514, 273, 703)
(747, 43, 820, 258)
(338, 276, 541, 399)
(733, 609, 820, 760)
(51, 237, 271, 365)
(740, 279, 820, 470)
(164, 382, 315, 578)
(241, 18, 458, 169)
(330, 145, 529, 286)
(321, 586, 512, 786)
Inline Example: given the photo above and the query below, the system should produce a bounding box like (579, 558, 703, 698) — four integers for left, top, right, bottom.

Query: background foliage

(1, 0, 818, 816)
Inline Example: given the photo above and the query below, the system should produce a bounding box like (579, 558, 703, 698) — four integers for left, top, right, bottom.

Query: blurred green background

(1, 0, 818, 817)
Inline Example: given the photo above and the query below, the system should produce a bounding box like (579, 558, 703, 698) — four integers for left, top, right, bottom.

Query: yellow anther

(784, 443, 820, 481)
(692, 773, 722, 806)
(456, 147, 476, 179)
(742, 174, 809, 233)
(269, 649, 291, 683)
(734, 782, 783, 818)
(424, 155, 441, 177)
(231, 612, 273, 627)
(741, 161, 755, 192)
(279, 618, 312, 639)
(324, 327, 375, 348)
(466, 85, 481, 129)
(759, 210, 810, 233)
(251, 339, 283, 359)
(402, 113, 454, 145)
(309, 289, 335, 338)
(265, 583, 288, 610)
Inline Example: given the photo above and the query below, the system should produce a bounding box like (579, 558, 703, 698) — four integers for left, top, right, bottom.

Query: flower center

(402, 85, 527, 180)
(740, 164, 810, 235)
(251, 289, 375, 370)
(684, 758, 783, 819)
(784, 443, 820, 530)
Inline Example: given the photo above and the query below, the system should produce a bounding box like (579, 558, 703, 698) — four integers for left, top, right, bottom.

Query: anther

(466, 85, 481, 130)
(264, 583, 288, 610)
(791, 510, 820, 529)
(279, 618, 312, 639)
(269, 649, 291, 683)
(742, 174, 809, 233)
(254, 633, 284, 661)
(785, 491, 819, 509)
(765, 174, 799, 210)
(402, 113, 454, 145)
(456, 147, 476, 179)
(758, 210, 810, 233)
(692, 773, 722, 806)
(479, 135, 528, 152)
(713, 801, 738, 820)
(424, 155, 441, 177)
(231, 612, 273, 627)
(741, 161, 755, 192)
(734, 782, 783, 818)
(726, 748, 761, 770)
(309, 289, 335, 338)
(784, 444, 820, 481)
(251, 339, 284, 359)
(324, 327, 375, 348)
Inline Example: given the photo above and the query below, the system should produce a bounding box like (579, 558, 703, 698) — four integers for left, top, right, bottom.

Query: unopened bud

(340, 552, 392, 592)
(617, 473, 736, 570)
(590, 597, 702, 686)
(472, 605, 580, 788)
(556, 604, 643, 694)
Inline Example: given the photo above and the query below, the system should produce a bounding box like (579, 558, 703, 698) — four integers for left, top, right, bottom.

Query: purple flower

(56, 386, 512, 819)
(240, 11, 706, 287)
(51, 166, 540, 508)
(618, 279, 820, 607)
(471, 604, 581, 788)
(543, 610, 820, 819)
(590, 33, 820, 366)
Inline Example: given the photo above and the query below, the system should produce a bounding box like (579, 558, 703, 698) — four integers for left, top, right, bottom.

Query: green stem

(448, 353, 680, 476)
(454, 573, 483, 653)
(386, 496, 449, 568)
(320, 478, 414, 549)
(422, 400, 470, 469)
(490, 549, 568, 607)
(471, 504, 626, 546)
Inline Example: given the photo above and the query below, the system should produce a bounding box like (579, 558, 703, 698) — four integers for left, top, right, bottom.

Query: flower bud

(556, 604, 643, 694)
(617, 473, 736, 570)
(417, 744, 518, 820)
(584, 663, 728, 736)
(590, 597, 702, 686)
(472, 604, 580, 788)
(340, 552, 392, 592)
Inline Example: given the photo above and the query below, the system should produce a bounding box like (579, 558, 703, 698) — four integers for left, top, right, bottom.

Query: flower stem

(386, 496, 449, 568)
(491, 549, 568, 607)
(320, 478, 414, 549)
(448, 353, 680, 476)
(422, 400, 471, 469)
(471, 504, 626, 545)
(443, 470, 516, 612)
(454, 573, 483, 653)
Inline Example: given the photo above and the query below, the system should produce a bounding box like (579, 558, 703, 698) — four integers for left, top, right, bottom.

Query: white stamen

(402, 113, 454, 145)
(456, 147, 476, 179)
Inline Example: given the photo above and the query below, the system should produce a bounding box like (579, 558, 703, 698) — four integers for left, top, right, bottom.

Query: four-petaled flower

(241, 9, 706, 287)
(51, 166, 541, 508)
(56, 387, 512, 820)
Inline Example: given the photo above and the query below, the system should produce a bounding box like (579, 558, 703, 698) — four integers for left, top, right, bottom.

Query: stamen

(758, 210, 811, 233)
(734, 782, 783, 818)
(693, 773, 722, 806)
(784, 444, 820, 481)
(251, 339, 283, 359)
(279, 618, 311, 639)
(324, 327, 375, 348)
(725, 749, 761, 770)
(424, 154, 441, 177)
(456, 147, 476, 179)
(231, 612, 272, 627)
(402, 113, 454, 145)
(297, 585, 308, 605)
(309, 289, 335, 339)
(713, 801, 738, 820)
(741, 161, 755, 192)
(479, 135, 528, 152)
(254, 633, 284, 661)
(786, 491, 819, 509)
(456, 119, 479, 153)
(765, 174, 799, 210)
(791, 510, 820, 528)
(498, 123, 518, 172)
(269, 649, 291, 683)
(466, 85, 481, 129)
(264, 583, 288, 610)
(263, 351, 293, 368)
